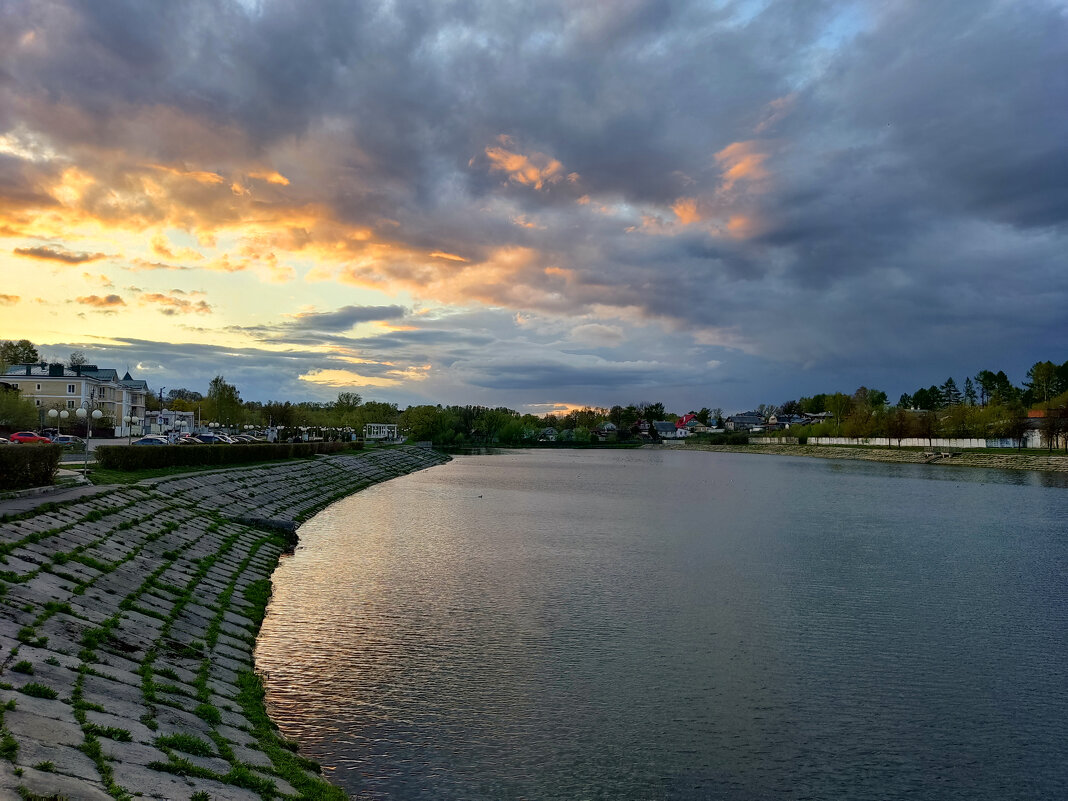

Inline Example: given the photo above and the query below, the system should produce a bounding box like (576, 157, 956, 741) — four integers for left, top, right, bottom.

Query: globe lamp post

(76, 404, 103, 476)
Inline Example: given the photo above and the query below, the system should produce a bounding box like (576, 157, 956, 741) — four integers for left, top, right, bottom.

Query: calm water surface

(256, 449, 1068, 800)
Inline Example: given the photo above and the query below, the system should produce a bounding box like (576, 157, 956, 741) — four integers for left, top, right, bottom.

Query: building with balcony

(3, 363, 149, 436)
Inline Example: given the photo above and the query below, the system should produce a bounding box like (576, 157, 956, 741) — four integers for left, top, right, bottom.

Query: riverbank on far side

(0, 446, 449, 799)
(680, 442, 1068, 473)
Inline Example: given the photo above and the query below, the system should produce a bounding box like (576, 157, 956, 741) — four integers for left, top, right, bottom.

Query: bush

(0, 444, 61, 490)
(94, 441, 350, 471)
(707, 433, 750, 446)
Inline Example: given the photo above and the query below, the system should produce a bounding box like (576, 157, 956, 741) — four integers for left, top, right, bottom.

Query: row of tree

(759, 361, 1068, 447)
(3, 339, 1065, 448)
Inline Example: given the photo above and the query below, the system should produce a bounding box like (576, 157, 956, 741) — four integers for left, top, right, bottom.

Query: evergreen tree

(963, 376, 978, 406)
(941, 377, 962, 406)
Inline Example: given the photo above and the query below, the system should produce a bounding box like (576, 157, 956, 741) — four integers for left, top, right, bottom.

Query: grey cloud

(5, 0, 1067, 410)
(291, 305, 407, 331)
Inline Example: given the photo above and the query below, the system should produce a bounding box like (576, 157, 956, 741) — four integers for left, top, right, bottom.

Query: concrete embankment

(684, 442, 1068, 472)
(0, 446, 449, 800)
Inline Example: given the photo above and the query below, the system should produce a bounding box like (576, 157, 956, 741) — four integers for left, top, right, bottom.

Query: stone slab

(14, 735, 101, 781)
(9, 764, 114, 800)
(3, 708, 84, 746)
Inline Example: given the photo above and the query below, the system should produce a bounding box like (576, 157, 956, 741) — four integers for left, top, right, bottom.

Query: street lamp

(76, 403, 103, 477)
(123, 415, 139, 444)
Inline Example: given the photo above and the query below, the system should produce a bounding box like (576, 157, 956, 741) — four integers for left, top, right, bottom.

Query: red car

(9, 432, 53, 444)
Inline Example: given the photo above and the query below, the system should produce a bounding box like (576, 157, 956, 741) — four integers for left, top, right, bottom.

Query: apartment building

(2, 363, 149, 436)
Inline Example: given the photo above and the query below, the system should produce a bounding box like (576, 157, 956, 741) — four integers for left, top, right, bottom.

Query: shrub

(94, 441, 349, 471)
(0, 445, 61, 491)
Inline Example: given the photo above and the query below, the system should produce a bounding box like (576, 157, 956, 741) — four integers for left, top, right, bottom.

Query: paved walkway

(0, 483, 117, 516)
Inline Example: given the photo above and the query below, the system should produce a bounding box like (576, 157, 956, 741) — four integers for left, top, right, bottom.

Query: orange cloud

(671, 197, 701, 225)
(149, 233, 203, 261)
(146, 164, 225, 184)
(75, 294, 125, 307)
(715, 141, 769, 191)
(430, 251, 468, 262)
(0, 294, 19, 305)
(485, 145, 566, 190)
(248, 170, 290, 185)
(139, 292, 212, 315)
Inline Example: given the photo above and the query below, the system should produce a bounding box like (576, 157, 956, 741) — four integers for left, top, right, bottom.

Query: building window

(68, 384, 76, 393)
(67, 400, 76, 409)
(36, 383, 42, 391)
(35, 399, 41, 406)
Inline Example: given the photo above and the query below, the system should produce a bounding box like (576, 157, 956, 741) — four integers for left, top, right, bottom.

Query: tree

(1024, 361, 1060, 406)
(0, 391, 38, 429)
(167, 388, 204, 402)
(778, 400, 800, 416)
(887, 407, 910, 447)
(912, 386, 942, 410)
(898, 393, 912, 409)
(206, 375, 241, 424)
(963, 377, 978, 406)
(1040, 412, 1065, 453)
(916, 411, 938, 446)
(974, 370, 996, 406)
(67, 351, 88, 368)
(636, 401, 665, 421)
(941, 377, 962, 407)
(711, 408, 724, 427)
(1002, 403, 1029, 451)
(0, 339, 39, 365)
(827, 393, 853, 433)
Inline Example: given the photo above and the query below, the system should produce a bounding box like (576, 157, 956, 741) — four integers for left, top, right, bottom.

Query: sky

(1, 0, 1066, 414)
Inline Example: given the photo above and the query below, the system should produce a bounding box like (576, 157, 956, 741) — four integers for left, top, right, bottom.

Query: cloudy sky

(1, 0, 1065, 413)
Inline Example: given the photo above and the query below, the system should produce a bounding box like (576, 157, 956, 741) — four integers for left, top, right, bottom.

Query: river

(256, 448, 1068, 800)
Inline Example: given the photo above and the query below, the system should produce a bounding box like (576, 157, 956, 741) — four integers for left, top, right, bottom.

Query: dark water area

(256, 449, 1068, 800)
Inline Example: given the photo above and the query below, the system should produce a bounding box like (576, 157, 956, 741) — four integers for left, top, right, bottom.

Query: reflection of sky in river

(257, 449, 1068, 800)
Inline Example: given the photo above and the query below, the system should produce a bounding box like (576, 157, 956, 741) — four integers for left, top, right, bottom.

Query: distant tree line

(761, 360, 1068, 447)
(3, 339, 1065, 448)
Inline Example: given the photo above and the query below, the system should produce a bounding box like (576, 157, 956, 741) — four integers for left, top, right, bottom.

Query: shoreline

(679, 442, 1068, 473)
(0, 446, 449, 799)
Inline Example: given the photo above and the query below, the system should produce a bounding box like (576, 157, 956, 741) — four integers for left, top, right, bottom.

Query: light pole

(76, 402, 103, 477)
(123, 415, 139, 444)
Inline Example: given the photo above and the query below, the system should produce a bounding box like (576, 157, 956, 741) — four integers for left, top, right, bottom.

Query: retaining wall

(0, 446, 449, 799)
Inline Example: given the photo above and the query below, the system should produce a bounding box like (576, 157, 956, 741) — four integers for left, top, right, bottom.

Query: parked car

(132, 436, 169, 446)
(178, 436, 205, 444)
(9, 432, 52, 444)
(195, 433, 231, 444)
(50, 435, 86, 448)
(0, 437, 10, 444)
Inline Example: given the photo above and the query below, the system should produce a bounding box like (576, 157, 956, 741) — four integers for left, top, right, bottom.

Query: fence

(750, 436, 1036, 449)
